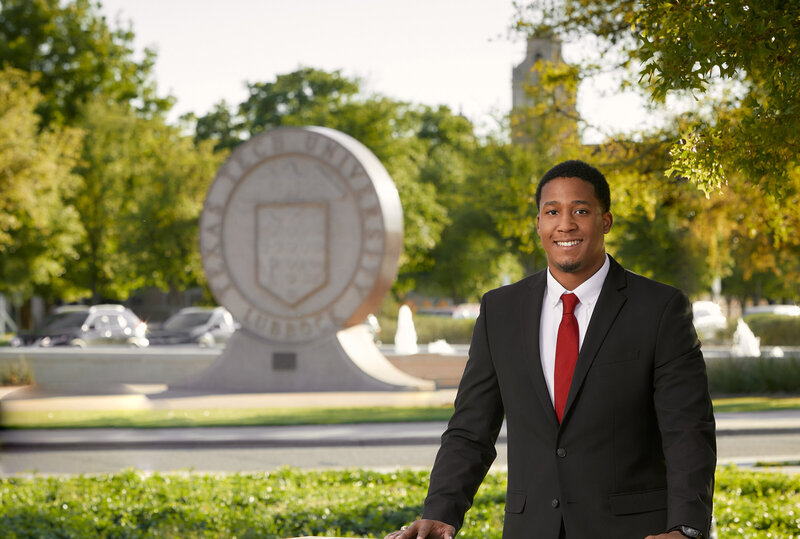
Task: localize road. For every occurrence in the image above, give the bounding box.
[2,428,798,476]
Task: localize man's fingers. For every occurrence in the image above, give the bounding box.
[385,519,454,539]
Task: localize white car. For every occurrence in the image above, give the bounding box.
[692,301,727,337]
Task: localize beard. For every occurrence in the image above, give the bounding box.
[555,260,582,273]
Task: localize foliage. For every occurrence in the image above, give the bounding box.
[2,396,799,430]
[0,358,33,386]
[611,201,709,296]
[193,67,532,301]
[712,397,800,414]
[0,467,797,538]
[743,314,800,346]
[505,54,584,270]
[0,405,455,430]
[514,2,800,306]
[706,356,800,395]
[377,313,477,346]
[4,0,799,313]
[68,99,220,302]
[0,0,219,307]
[0,0,171,126]
[718,167,800,304]
[714,465,800,538]
[0,68,84,301]
[515,0,800,197]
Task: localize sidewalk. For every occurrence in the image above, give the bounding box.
[2,412,800,450]
[2,385,799,450]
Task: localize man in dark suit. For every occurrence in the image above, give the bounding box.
[386,160,716,539]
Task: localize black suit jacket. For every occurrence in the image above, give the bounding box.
[422,257,716,538]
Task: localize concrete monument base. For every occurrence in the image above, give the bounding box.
[171,325,434,393]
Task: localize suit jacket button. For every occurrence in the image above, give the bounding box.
[551,498,560,508]
[557,448,567,458]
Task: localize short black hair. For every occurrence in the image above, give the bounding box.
[535,160,611,212]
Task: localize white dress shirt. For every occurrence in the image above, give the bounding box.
[539,254,611,406]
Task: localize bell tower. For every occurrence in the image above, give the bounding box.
[512,36,566,111]
[511,35,578,145]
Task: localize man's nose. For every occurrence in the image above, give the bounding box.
[557,213,577,231]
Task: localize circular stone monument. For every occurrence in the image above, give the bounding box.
[175,126,433,392]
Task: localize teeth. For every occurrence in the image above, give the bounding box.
[556,240,581,246]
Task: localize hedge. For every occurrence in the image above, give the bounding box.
[706,356,800,395]
[0,466,797,538]
[377,314,476,345]
[743,314,800,346]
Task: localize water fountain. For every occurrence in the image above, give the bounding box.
[394,304,419,355]
[730,318,761,358]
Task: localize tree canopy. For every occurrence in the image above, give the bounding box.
[0,0,171,125]
[515,0,800,196]
[2,0,799,323]
[0,0,218,309]
[0,68,84,300]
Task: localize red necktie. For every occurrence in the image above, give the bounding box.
[554,293,580,423]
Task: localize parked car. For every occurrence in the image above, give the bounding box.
[692,300,727,338]
[417,303,480,320]
[743,304,800,317]
[10,304,149,348]
[146,307,237,347]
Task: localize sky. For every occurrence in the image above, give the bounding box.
[98,0,657,142]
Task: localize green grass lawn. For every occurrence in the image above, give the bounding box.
[0,466,797,538]
[0,405,456,429]
[0,396,798,429]
[711,396,800,413]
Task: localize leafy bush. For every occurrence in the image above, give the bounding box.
[743,314,800,346]
[714,465,800,538]
[0,467,797,538]
[706,356,800,395]
[378,314,476,345]
[1,358,33,386]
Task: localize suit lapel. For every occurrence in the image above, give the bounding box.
[517,271,561,428]
[561,257,628,424]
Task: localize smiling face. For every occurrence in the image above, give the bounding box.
[536,176,613,290]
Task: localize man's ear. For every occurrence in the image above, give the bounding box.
[603,212,613,234]
[536,214,540,234]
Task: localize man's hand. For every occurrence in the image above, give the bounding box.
[644,531,687,539]
[385,519,456,539]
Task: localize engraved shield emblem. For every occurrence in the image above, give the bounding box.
[256,203,328,306]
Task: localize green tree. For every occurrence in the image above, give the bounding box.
[493,55,585,274]
[0,68,84,301]
[124,129,222,295]
[239,67,360,137]
[717,166,800,305]
[515,0,800,196]
[190,100,242,153]
[194,68,453,297]
[0,0,171,126]
[70,99,220,302]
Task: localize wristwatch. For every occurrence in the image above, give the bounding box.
[671,525,704,538]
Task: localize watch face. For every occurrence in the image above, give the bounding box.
[680,525,703,538]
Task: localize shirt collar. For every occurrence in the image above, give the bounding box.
[545,254,610,308]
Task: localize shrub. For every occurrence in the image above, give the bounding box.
[0,467,796,538]
[706,356,800,395]
[714,465,800,538]
[1,358,33,386]
[378,314,476,345]
[743,314,800,346]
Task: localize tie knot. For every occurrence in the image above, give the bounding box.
[561,293,579,315]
